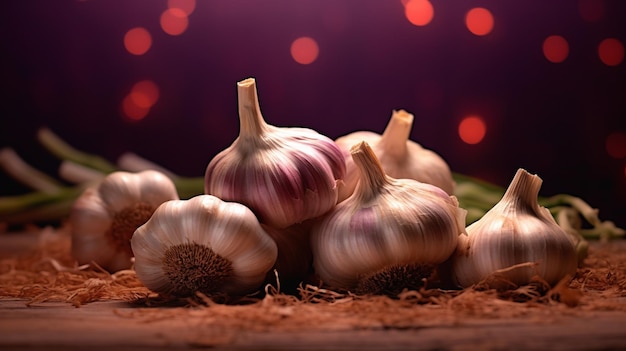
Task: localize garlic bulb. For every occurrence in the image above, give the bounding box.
[311,141,466,295]
[448,168,578,288]
[205,78,345,229]
[70,170,179,272]
[335,109,455,202]
[131,195,278,297]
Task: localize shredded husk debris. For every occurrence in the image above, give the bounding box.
[1,224,625,332]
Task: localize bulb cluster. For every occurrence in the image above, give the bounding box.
[69,78,580,299]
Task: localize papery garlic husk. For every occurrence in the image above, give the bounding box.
[262,221,314,292]
[70,170,179,272]
[131,195,278,297]
[448,168,578,289]
[205,78,346,229]
[310,141,466,296]
[335,109,455,202]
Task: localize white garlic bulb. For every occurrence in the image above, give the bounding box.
[311,141,466,295]
[335,109,455,202]
[131,195,278,297]
[205,78,346,229]
[448,168,578,288]
[70,170,179,272]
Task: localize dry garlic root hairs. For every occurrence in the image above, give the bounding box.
[131,195,278,297]
[448,168,578,289]
[70,170,179,272]
[205,77,346,229]
[311,141,465,296]
[334,109,455,202]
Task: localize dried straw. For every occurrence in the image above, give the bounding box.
[1,224,625,332]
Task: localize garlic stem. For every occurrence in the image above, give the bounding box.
[116,152,204,199]
[350,141,389,201]
[378,110,413,159]
[555,207,589,264]
[579,221,625,241]
[0,198,75,225]
[37,128,117,173]
[0,148,63,194]
[454,181,502,208]
[172,177,204,199]
[59,160,106,184]
[0,186,83,224]
[500,169,543,214]
[117,152,179,179]
[237,78,269,140]
[541,194,600,227]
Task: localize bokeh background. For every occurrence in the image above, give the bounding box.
[1,0,624,228]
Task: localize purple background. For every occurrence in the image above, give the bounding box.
[1,0,624,228]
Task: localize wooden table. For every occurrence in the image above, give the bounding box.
[1,228,625,351]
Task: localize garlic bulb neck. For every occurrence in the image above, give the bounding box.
[162,242,234,297]
[237,78,270,141]
[378,109,412,159]
[500,168,544,217]
[350,141,389,201]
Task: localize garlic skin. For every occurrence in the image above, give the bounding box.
[205,78,346,229]
[70,170,179,272]
[310,141,466,295]
[131,195,278,297]
[449,168,578,288]
[335,109,455,202]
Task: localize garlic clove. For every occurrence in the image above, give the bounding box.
[131,195,278,297]
[448,168,578,289]
[205,78,346,229]
[70,170,179,272]
[311,141,465,295]
[335,109,455,202]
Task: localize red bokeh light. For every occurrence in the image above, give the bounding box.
[543,35,569,63]
[123,27,152,55]
[404,0,434,27]
[465,8,494,36]
[160,8,189,36]
[122,95,150,121]
[459,115,487,145]
[130,80,160,109]
[290,37,319,65]
[598,38,625,66]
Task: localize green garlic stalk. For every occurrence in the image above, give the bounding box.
[0,129,203,226]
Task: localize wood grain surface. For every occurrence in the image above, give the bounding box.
[1,230,625,351]
[1,297,626,350]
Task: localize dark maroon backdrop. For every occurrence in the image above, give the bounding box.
[1,0,624,228]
